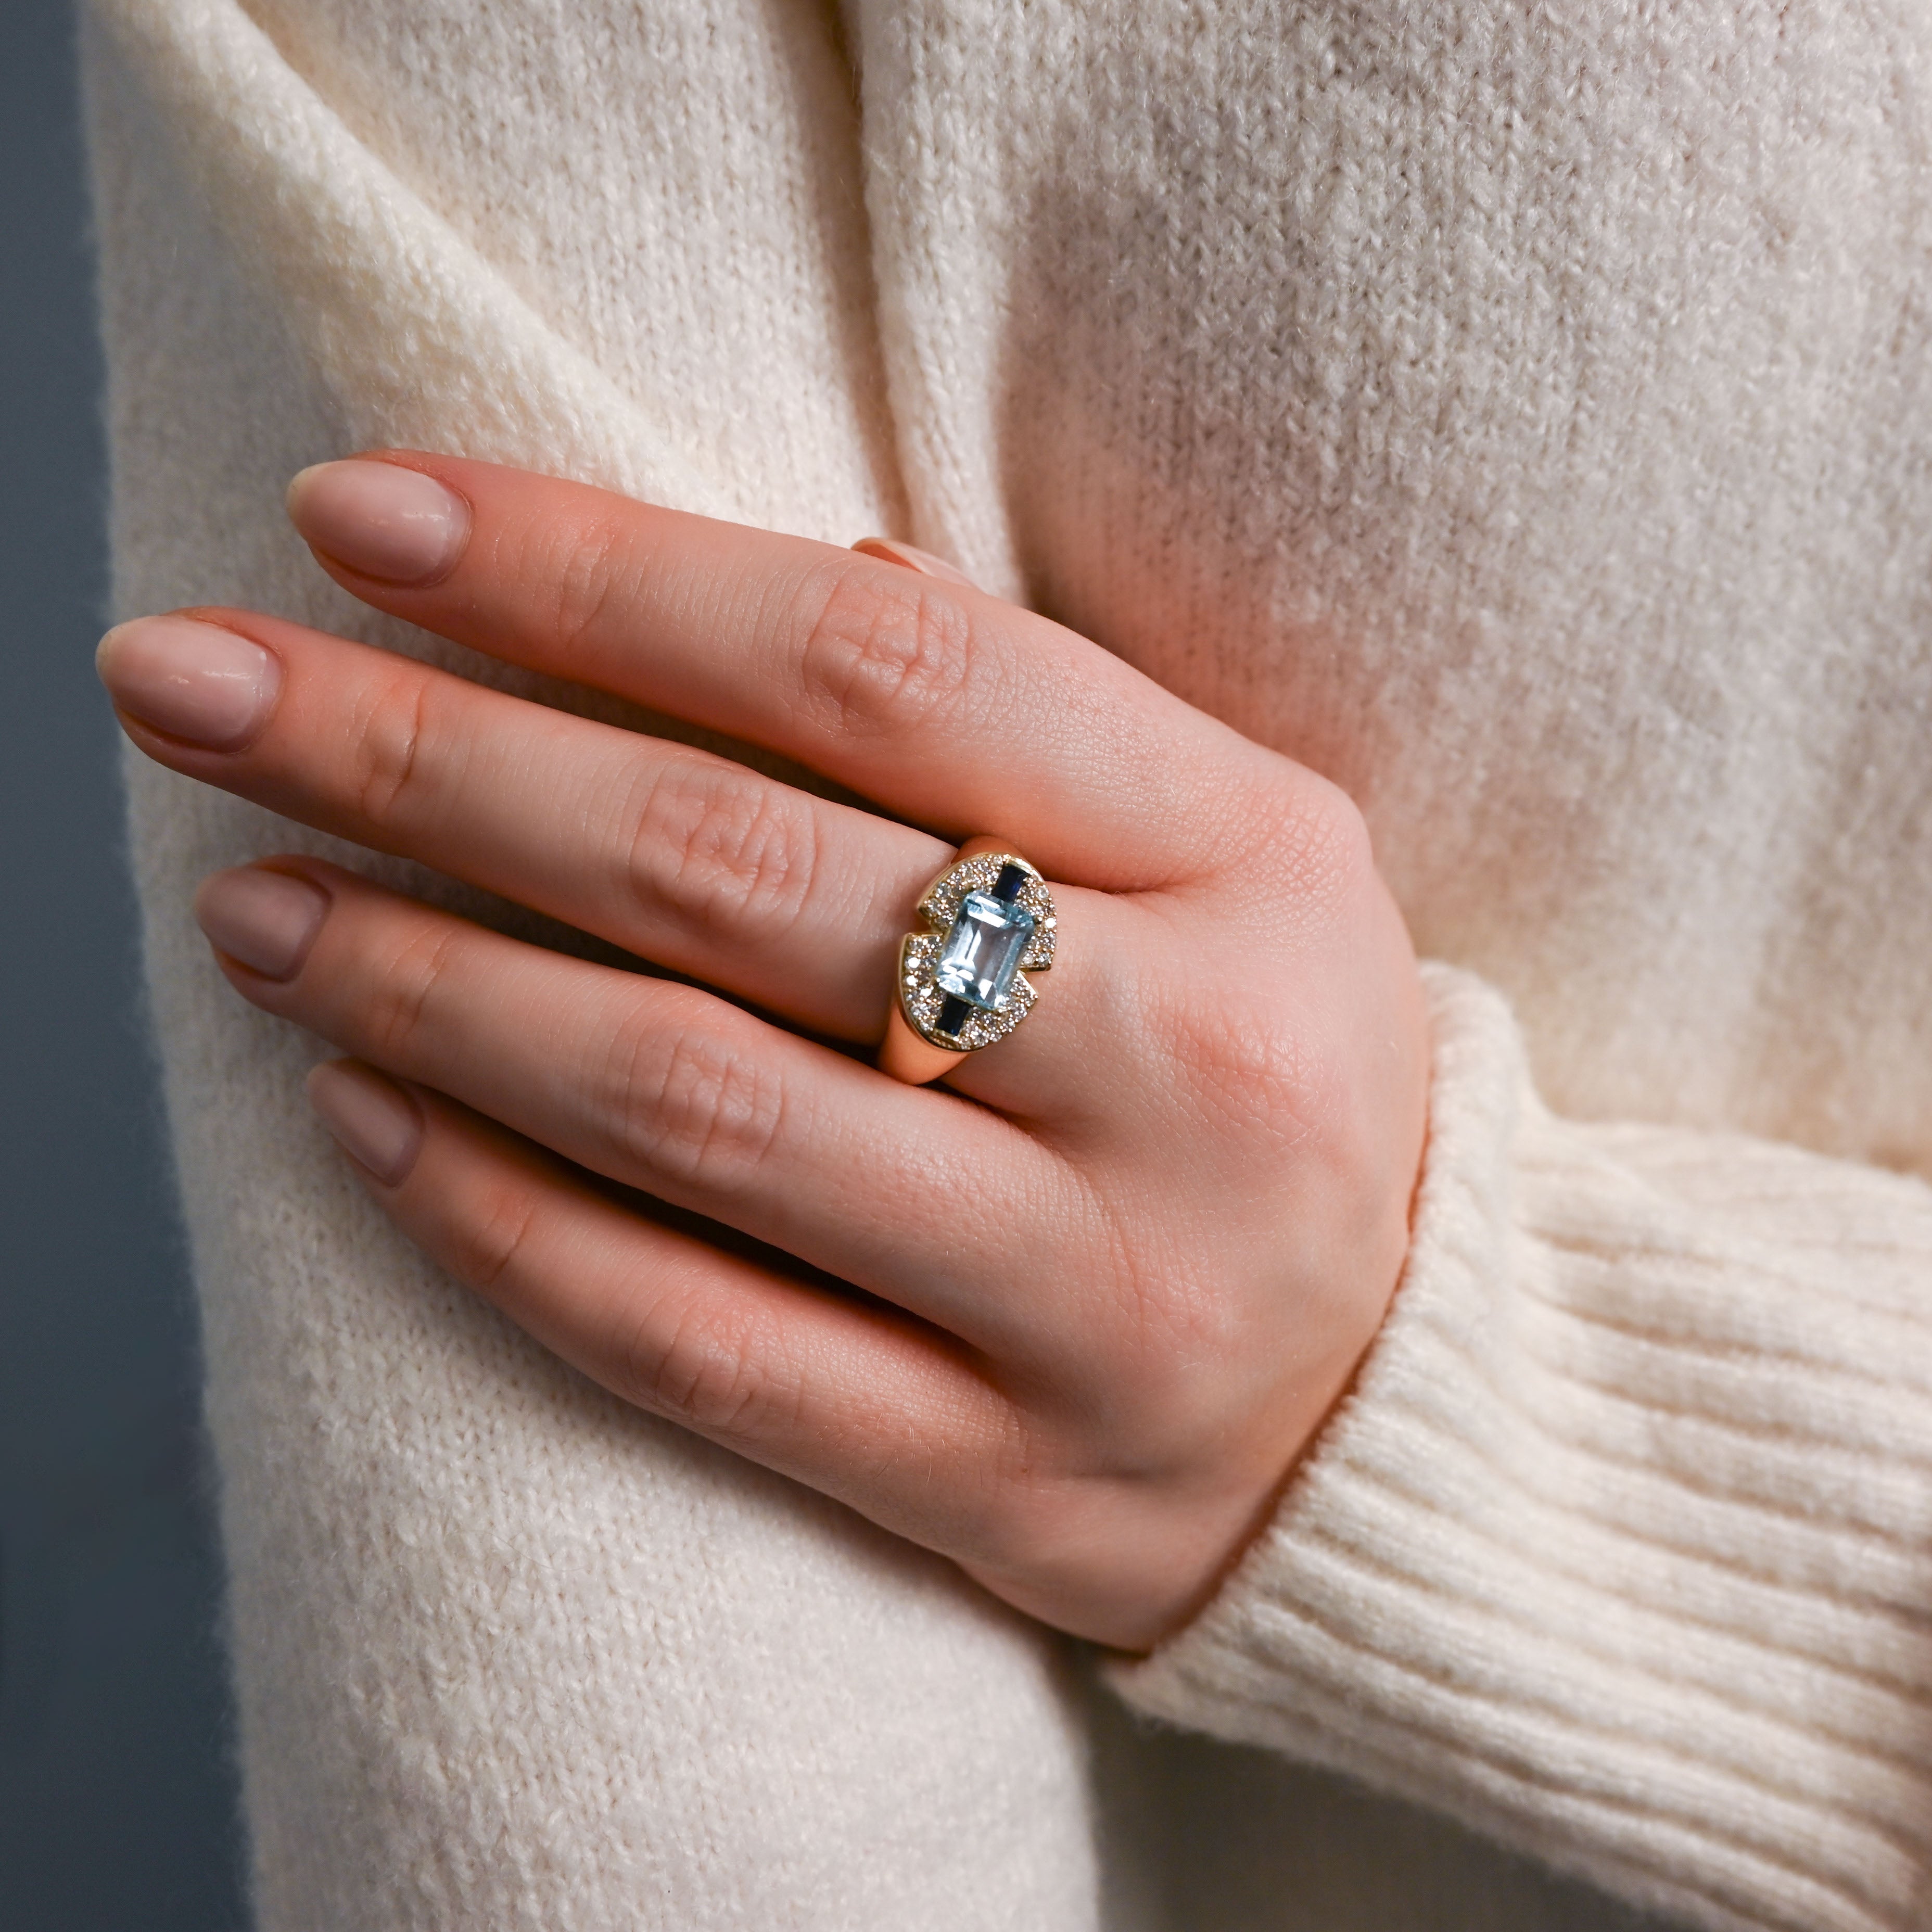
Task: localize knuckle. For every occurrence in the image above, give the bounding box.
[1135,1267,1253,1389]
[447,1179,543,1295]
[611,1013,787,1193]
[349,667,438,830]
[626,762,819,944]
[1164,987,1337,1145]
[1251,773,1376,908]
[794,560,984,743]
[528,507,637,662]
[364,921,467,1062]
[1081,1215,1249,1413]
[625,1298,796,1439]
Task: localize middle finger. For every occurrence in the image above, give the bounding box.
[100,607,951,1040]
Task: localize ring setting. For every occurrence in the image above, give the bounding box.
[880,840,1056,1083]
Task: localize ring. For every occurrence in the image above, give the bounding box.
[878,835,1057,1086]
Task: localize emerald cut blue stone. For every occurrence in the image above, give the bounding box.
[935,889,1036,1011]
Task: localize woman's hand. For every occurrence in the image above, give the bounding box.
[96,454,1429,1651]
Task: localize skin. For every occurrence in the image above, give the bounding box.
[98,453,1430,1653]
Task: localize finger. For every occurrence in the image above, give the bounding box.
[849,536,978,587]
[200,860,1088,1351]
[306,1061,1020,1550]
[284,453,1279,885]
[99,607,951,1040]
[99,608,1142,1107]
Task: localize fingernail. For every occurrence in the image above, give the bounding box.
[194,866,330,980]
[96,616,281,749]
[307,1061,424,1186]
[850,536,977,588]
[286,459,471,585]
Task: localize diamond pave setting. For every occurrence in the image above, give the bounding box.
[898,850,1056,1053]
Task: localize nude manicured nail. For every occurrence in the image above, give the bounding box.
[286,459,471,584]
[850,536,977,588]
[194,867,330,980]
[306,1061,424,1186]
[96,616,281,749]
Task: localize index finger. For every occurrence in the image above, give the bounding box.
[286,453,1271,887]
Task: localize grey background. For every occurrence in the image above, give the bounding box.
[2,3,246,1925]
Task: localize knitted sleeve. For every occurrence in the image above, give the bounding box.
[1111,964,1932,1932]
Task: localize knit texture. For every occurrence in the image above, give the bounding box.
[82,0,1932,1926]
[1118,968,1932,1931]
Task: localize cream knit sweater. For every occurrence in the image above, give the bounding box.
[81,2,1932,1928]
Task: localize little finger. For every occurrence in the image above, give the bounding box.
[308,1062,1023,1552]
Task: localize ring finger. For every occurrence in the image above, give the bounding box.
[197,857,1091,1351]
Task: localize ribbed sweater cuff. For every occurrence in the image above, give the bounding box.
[1108,964,1932,1932]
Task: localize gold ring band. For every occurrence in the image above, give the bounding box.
[878,835,1057,1086]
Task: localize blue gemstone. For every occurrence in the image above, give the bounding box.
[935,890,1036,1011]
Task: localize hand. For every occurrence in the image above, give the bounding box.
[96,455,1430,1651]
